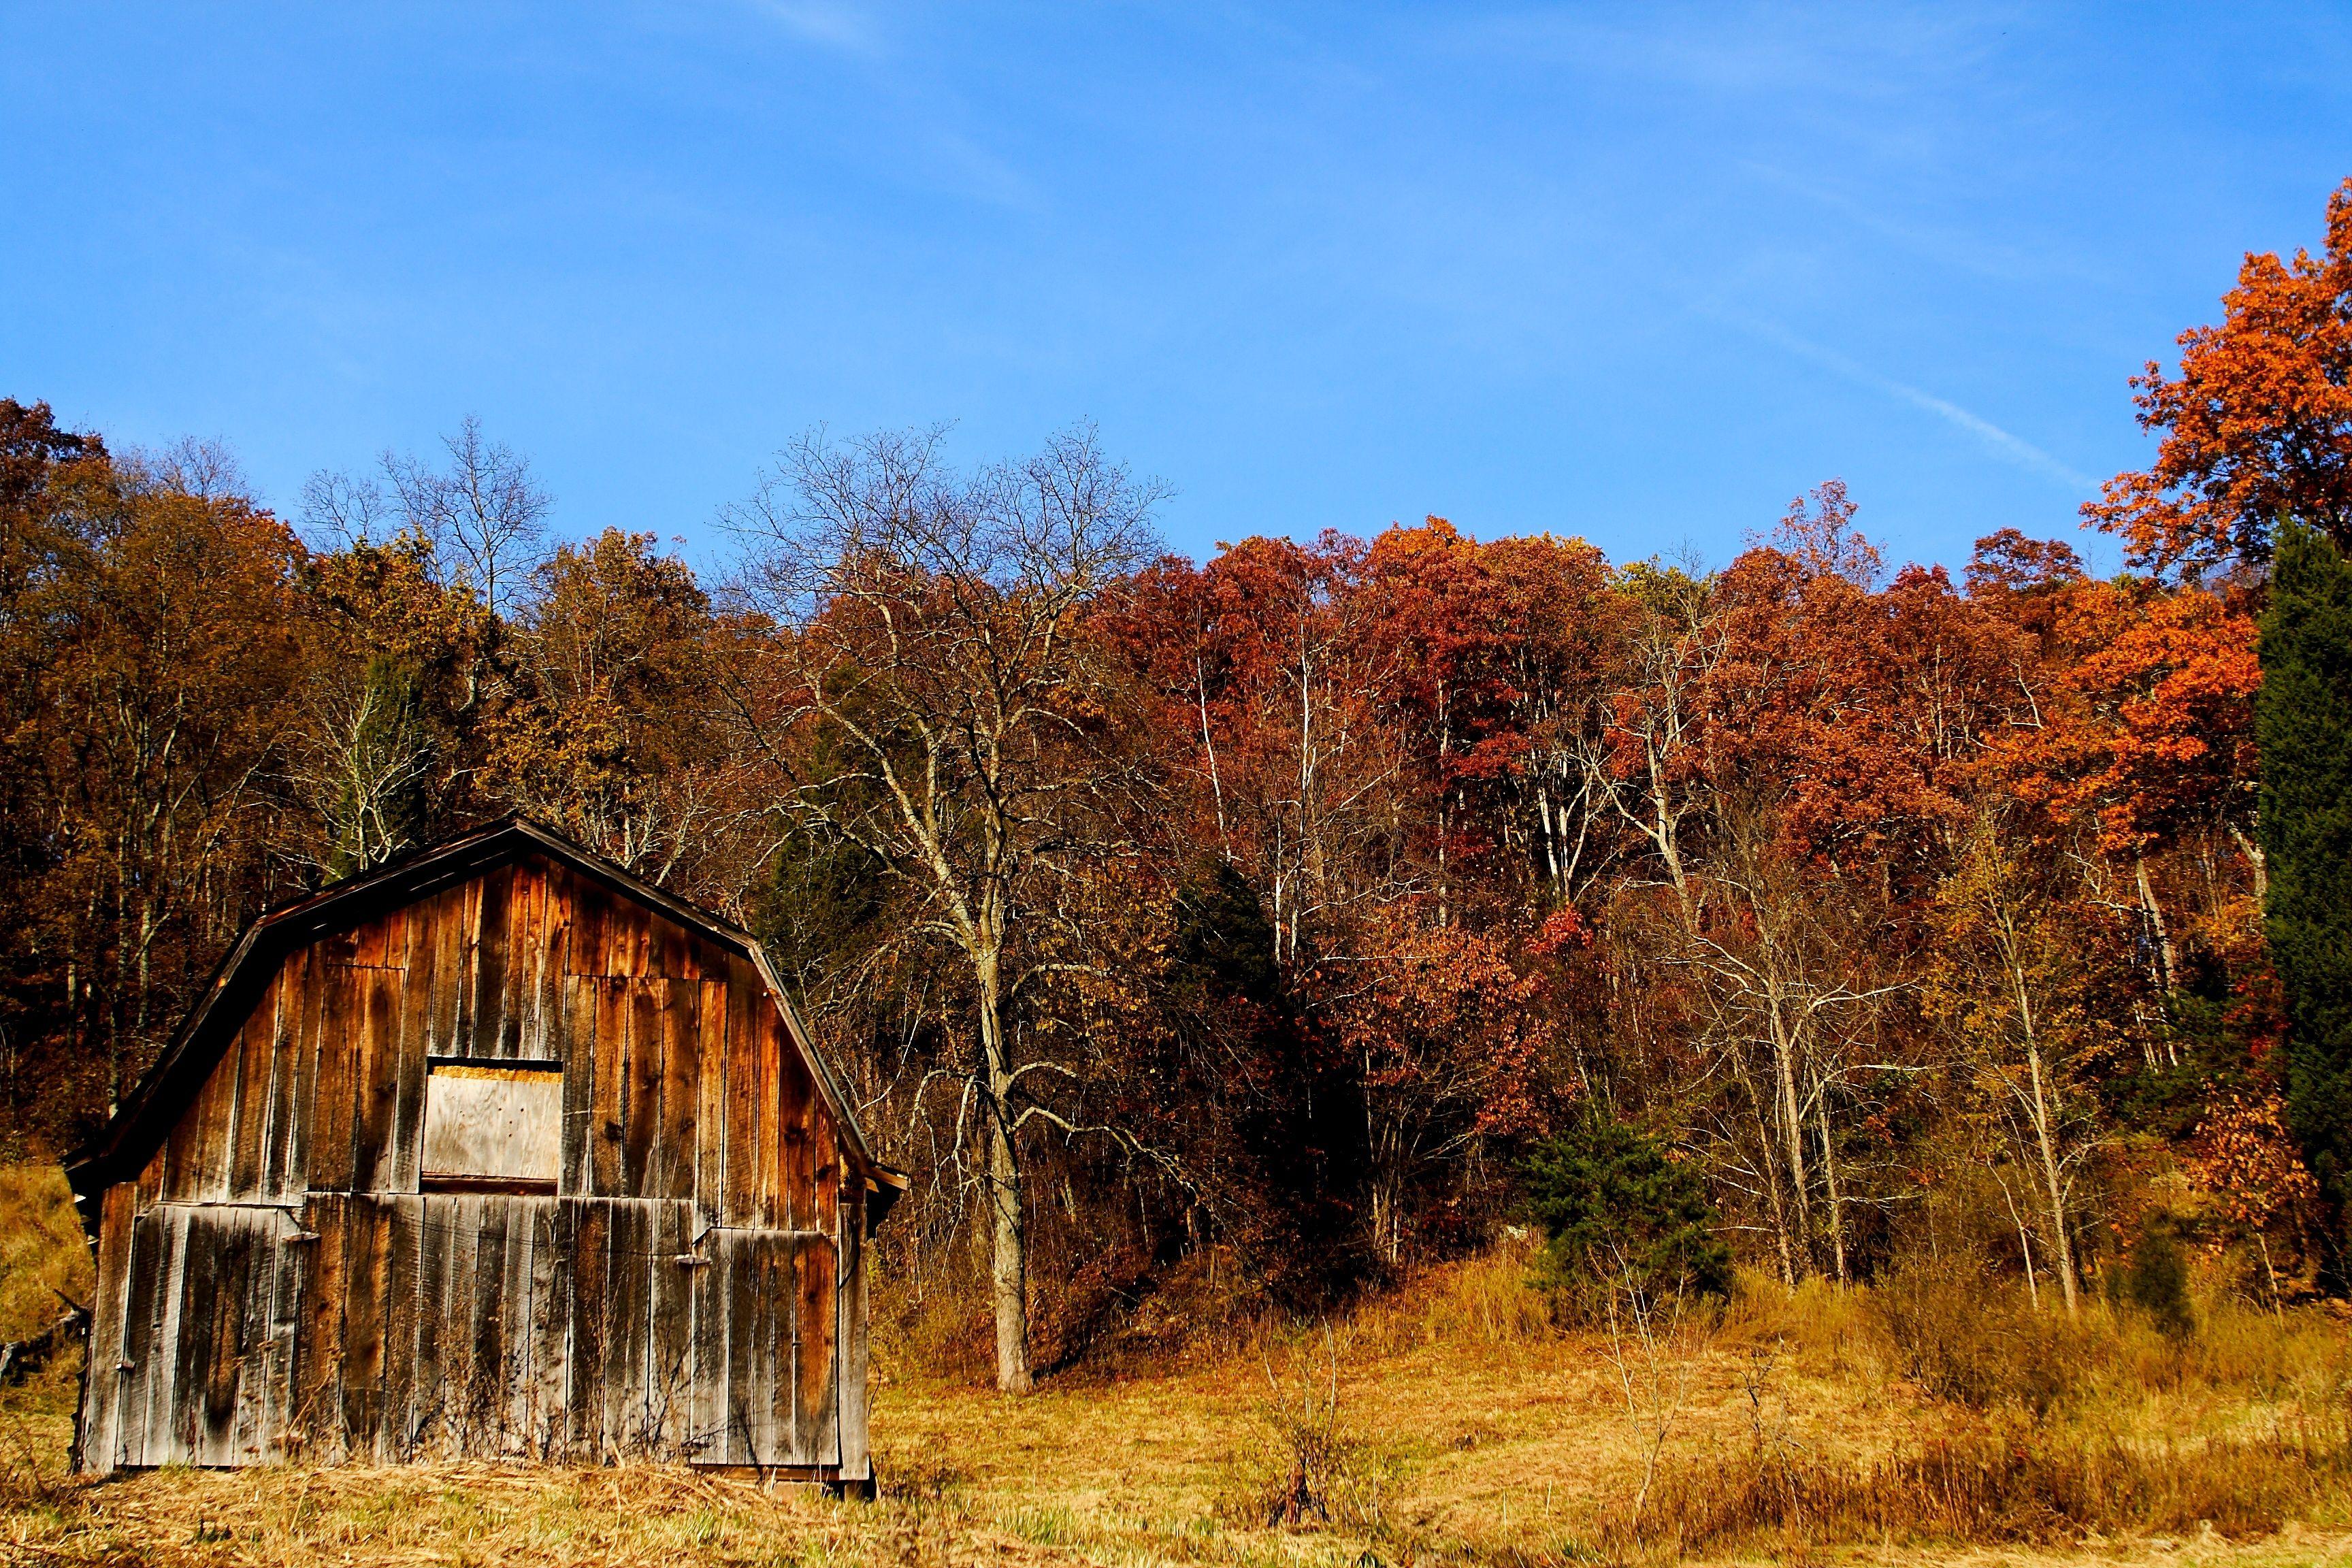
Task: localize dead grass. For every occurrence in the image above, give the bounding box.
[1622,1416,2352,1560]
[0,1160,94,1418]
[10,1174,2352,1567]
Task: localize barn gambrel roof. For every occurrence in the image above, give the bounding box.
[67,817,896,1220]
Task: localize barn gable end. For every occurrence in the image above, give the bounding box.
[68,819,896,1484]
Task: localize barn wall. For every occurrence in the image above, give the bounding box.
[80,851,855,1474]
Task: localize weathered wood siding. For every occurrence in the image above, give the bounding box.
[79,851,855,1473]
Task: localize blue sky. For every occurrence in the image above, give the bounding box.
[3,4,2348,573]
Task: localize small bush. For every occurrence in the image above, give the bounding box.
[1522,1114,1731,1313]
[2114,1218,2197,1337]
[1223,1333,1392,1531]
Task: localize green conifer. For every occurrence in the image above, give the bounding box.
[2259,521,2352,1261]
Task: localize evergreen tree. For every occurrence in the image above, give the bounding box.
[1522,1112,1733,1307]
[2259,521,2352,1262]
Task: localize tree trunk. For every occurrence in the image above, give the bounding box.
[976,949,1033,1394]
[2134,851,2178,999]
[1815,1093,1847,1284]
[984,1098,1031,1393]
[2023,1036,2080,1316]
[1998,1172,2040,1309]
[1767,990,1812,1272]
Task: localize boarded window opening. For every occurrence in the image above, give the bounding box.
[421,1058,562,1193]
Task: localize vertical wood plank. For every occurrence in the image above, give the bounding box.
[565,870,608,981]
[348,909,394,969]
[451,875,482,1053]
[837,1188,870,1482]
[261,953,309,1201]
[380,1196,421,1458]
[559,976,597,1195]
[512,862,550,1057]
[261,1205,306,1462]
[468,1198,510,1454]
[390,914,436,1194]
[193,1212,262,1465]
[760,1237,794,1463]
[602,1200,651,1454]
[564,1200,608,1459]
[693,979,729,1229]
[604,879,636,977]
[115,1207,169,1470]
[523,1200,567,1459]
[426,882,467,1058]
[722,973,759,1229]
[590,979,627,1196]
[778,1036,811,1232]
[294,1195,348,1462]
[442,1196,487,1455]
[475,865,514,1058]
[647,1201,693,1453]
[811,1110,840,1239]
[689,1220,725,1462]
[756,998,783,1230]
[796,1237,839,1465]
[339,1196,389,1459]
[159,1039,227,1203]
[623,981,662,1194]
[500,1198,538,1454]
[282,946,326,1195]
[167,1212,218,1463]
[350,962,406,1193]
[411,1194,454,1457]
[308,968,358,1195]
[656,982,699,1200]
[77,1185,138,1475]
[123,1203,184,1476]
[225,991,274,1201]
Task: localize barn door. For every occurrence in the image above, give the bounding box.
[688,1230,838,1468]
[114,1203,304,1469]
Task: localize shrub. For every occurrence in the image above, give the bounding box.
[2116,1219,2198,1337]
[1869,1267,2086,1415]
[1222,1332,1392,1530]
[1522,1113,1732,1311]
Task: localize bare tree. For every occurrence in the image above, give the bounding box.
[301,416,551,617]
[295,655,436,878]
[385,417,551,615]
[724,423,1163,1393]
[1928,823,2108,1315]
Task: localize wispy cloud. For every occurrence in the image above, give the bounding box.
[751,0,881,57]
[1730,314,2097,492]
[734,1,1039,210]
[1738,162,2089,287]
[1423,5,2002,97]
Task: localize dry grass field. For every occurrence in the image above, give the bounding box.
[9,1162,2352,1567]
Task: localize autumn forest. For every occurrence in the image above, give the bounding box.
[7,176,2352,1407]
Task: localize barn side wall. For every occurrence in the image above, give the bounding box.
[78,851,860,1474]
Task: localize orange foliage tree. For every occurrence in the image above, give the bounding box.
[2085,177,2352,577]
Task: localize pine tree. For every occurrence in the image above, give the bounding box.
[2259,521,2352,1262]
[1522,1112,1733,1307]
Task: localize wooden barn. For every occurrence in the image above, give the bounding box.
[65,818,902,1486]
